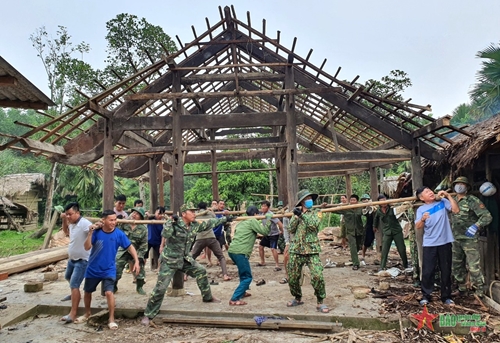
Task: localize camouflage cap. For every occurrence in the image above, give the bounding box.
[131,207,145,219]
[452,176,471,187]
[277,200,284,208]
[360,194,371,200]
[180,204,197,213]
[296,189,318,207]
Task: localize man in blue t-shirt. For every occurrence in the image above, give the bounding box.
[415,187,459,306]
[147,206,165,271]
[78,210,140,330]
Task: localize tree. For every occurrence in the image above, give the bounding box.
[364,70,412,101]
[470,42,500,117]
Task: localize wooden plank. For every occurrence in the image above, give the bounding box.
[184,150,275,163]
[412,115,451,138]
[0,75,17,86]
[124,87,342,101]
[86,100,113,119]
[0,100,49,110]
[115,112,292,131]
[214,128,273,136]
[0,247,68,275]
[181,72,285,84]
[298,150,411,164]
[19,138,66,155]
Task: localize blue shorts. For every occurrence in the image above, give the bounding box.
[65,259,88,289]
[259,235,279,249]
[83,277,115,293]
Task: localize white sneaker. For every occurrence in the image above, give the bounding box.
[360,260,366,267]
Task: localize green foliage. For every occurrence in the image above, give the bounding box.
[0,230,44,257]
[364,70,412,101]
[470,42,500,117]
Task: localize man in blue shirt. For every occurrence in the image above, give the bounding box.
[415,187,459,306]
[147,206,165,271]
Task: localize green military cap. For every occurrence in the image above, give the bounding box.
[179,204,197,213]
[277,200,284,208]
[131,207,145,219]
[361,194,371,200]
[452,176,471,187]
[296,189,318,207]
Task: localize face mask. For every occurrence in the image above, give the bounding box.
[304,199,314,209]
[454,184,467,194]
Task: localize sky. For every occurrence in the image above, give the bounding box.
[1,0,499,117]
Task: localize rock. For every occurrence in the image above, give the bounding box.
[379,281,390,290]
[44,271,59,281]
[24,282,43,292]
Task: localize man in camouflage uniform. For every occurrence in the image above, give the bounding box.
[115,207,149,295]
[287,189,329,313]
[337,195,365,270]
[407,208,421,286]
[141,204,233,325]
[451,176,492,297]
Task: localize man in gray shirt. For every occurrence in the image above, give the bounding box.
[257,200,283,271]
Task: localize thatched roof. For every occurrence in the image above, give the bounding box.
[0,173,45,198]
[446,113,500,170]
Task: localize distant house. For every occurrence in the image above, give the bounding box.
[0,173,45,231]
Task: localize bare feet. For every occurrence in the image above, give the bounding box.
[141,316,150,326]
[223,275,232,281]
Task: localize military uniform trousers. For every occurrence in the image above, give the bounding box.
[452,238,484,293]
[380,231,408,270]
[348,234,364,267]
[144,258,212,319]
[409,226,420,281]
[116,251,145,281]
[287,253,326,303]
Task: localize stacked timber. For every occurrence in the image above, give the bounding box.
[0,246,68,276]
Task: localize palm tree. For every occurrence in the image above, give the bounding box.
[470,42,500,117]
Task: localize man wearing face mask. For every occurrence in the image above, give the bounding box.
[287,189,329,313]
[451,177,492,298]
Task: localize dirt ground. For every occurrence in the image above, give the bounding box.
[1,241,499,342]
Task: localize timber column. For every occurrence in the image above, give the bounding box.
[211,129,219,200]
[149,158,158,212]
[369,166,382,257]
[170,69,185,296]
[285,54,298,208]
[410,139,424,280]
[103,118,115,210]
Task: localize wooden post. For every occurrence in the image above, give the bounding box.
[149,158,158,212]
[211,149,219,200]
[345,174,352,198]
[411,139,424,280]
[103,118,115,210]
[284,55,298,208]
[158,162,165,207]
[369,165,378,199]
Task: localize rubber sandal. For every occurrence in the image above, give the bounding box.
[74,315,89,324]
[210,280,219,285]
[256,279,266,286]
[287,299,304,307]
[229,300,247,306]
[243,292,252,297]
[60,295,71,302]
[352,265,359,270]
[256,263,266,267]
[60,315,73,324]
[279,278,288,284]
[274,267,282,272]
[317,304,330,313]
[108,322,118,330]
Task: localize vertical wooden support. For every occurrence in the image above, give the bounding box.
[158,162,165,207]
[102,118,115,210]
[345,174,352,198]
[410,139,424,280]
[369,165,378,199]
[170,70,185,294]
[211,150,219,200]
[284,55,298,207]
[149,158,158,212]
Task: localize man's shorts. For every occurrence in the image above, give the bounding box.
[65,259,88,289]
[83,277,115,293]
[259,235,279,249]
[216,234,226,247]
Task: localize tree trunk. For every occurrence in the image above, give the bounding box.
[29,162,58,239]
[268,158,274,207]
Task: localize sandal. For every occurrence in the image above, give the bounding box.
[352,265,359,270]
[279,278,288,284]
[108,322,118,330]
[223,275,232,281]
[287,299,304,307]
[74,315,89,324]
[243,292,252,297]
[256,263,266,267]
[60,315,73,324]
[317,304,330,313]
[256,279,266,286]
[274,267,282,272]
[229,300,247,306]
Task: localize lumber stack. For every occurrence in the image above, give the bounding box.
[0,246,68,276]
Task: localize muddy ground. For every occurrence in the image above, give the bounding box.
[1,241,499,342]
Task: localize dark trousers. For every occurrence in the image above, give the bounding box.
[421,242,452,302]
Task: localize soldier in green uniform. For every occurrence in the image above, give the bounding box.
[287,189,329,313]
[141,204,233,326]
[115,207,148,295]
[337,195,365,270]
[451,176,492,297]
[373,195,409,271]
[407,208,421,287]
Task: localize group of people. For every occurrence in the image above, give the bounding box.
[59,175,496,329]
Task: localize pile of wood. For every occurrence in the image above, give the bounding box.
[0,246,68,276]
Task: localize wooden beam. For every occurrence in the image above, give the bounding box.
[115,112,296,131]
[0,75,17,86]
[149,158,158,211]
[285,54,298,208]
[102,119,115,210]
[412,115,451,138]
[86,100,113,119]
[298,160,393,173]
[181,72,285,84]
[184,149,275,163]
[19,138,66,155]
[124,86,342,101]
[298,170,366,178]
[0,100,49,110]
[298,150,411,164]
[214,128,273,136]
